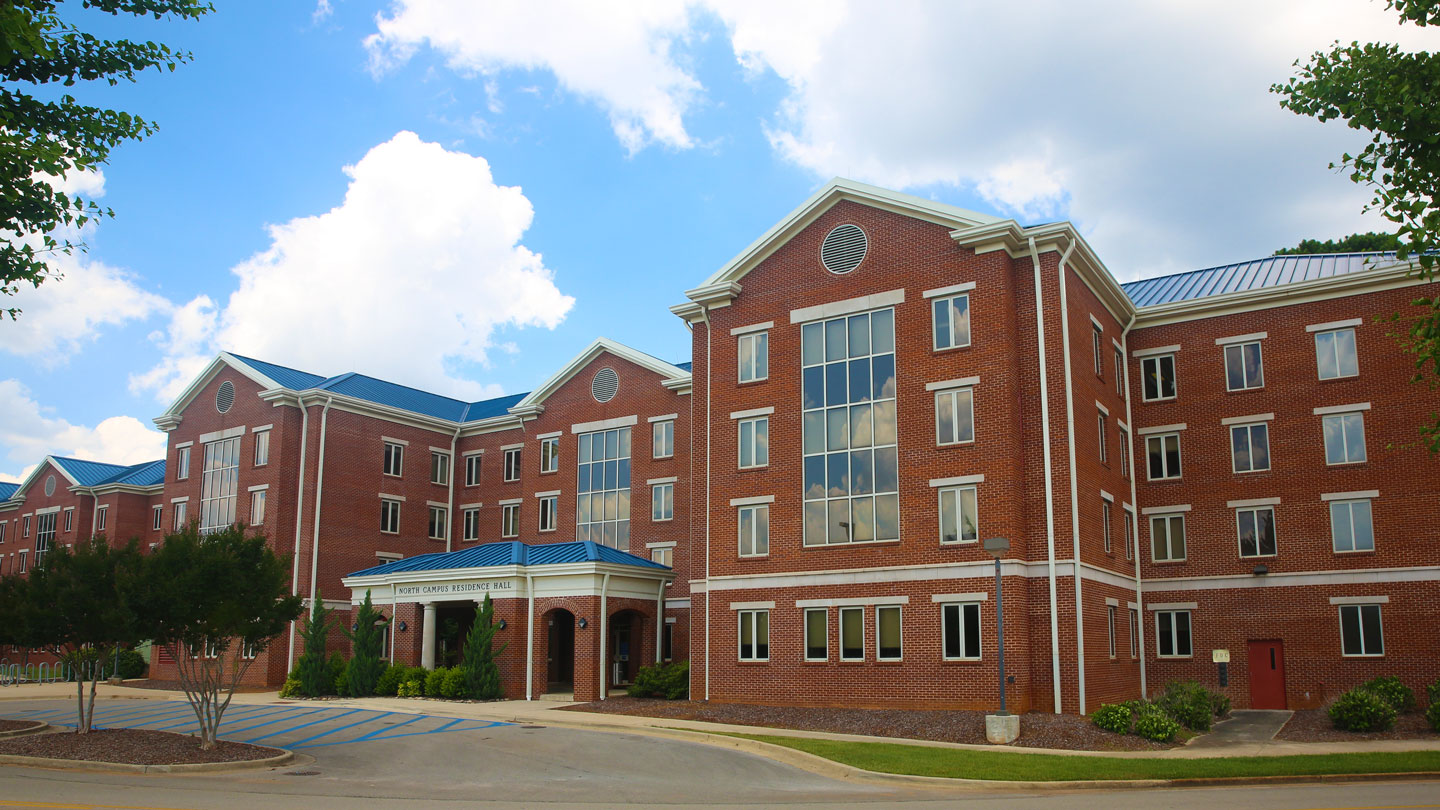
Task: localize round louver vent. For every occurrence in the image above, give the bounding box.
[820,223,868,274]
[592,367,619,403]
[45,475,55,497]
[216,380,236,414]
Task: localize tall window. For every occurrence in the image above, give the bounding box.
[463,507,480,541]
[503,447,522,481]
[176,445,191,480]
[249,490,266,526]
[465,454,483,486]
[34,512,55,568]
[1156,610,1192,657]
[1146,433,1182,480]
[23,515,30,536]
[538,495,557,532]
[199,436,241,534]
[1330,499,1374,552]
[1339,603,1383,656]
[932,293,970,350]
[1092,327,1104,376]
[254,431,270,466]
[17,550,27,574]
[942,602,981,660]
[1097,411,1108,464]
[1102,500,1113,553]
[63,509,72,533]
[96,506,107,532]
[1107,605,1117,658]
[935,387,975,446]
[380,499,400,534]
[1316,328,1359,380]
[152,505,163,531]
[576,427,630,548]
[738,332,769,383]
[172,501,185,531]
[876,605,902,661]
[1151,514,1186,562]
[431,451,450,485]
[1224,341,1264,391]
[1114,348,1125,396]
[738,417,769,468]
[1119,427,1130,479]
[839,606,864,661]
[738,610,768,661]
[1129,608,1139,658]
[652,483,673,521]
[1231,423,1271,473]
[738,503,769,557]
[501,503,519,538]
[383,442,403,477]
[1323,413,1367,465]
[804,608,828,661]
[1140,354,1176,401]
[802,308,898,546]
[1124,510,1135,560]
[540,437,560,474]
[428,506,447,540]
[1236,506,1276,558]
[938,485,978,544]
[652,420,674,459]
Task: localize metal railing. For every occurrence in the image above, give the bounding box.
[0,656,117,686]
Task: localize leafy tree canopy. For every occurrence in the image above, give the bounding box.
[0,0,211,319]
[1275,231,1403,255]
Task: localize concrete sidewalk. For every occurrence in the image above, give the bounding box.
[4,681,1437,760]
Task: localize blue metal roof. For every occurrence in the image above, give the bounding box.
[462,392,528,422]
[105,460,166,488]
[227,353,328,391]
[1122,252,1395,308]
[673,361,692,372]
[348,540,670,578]
[0,483,17,502]
[50,457,135,487]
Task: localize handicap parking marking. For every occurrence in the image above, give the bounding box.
[220,706,329,736]
[243,708,364,744]
[282,711,396,748]
[347,713,423,742]
[298,717,512,749]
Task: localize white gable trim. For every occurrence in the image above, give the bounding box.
[154,352,283,430]
[507,338,689,414]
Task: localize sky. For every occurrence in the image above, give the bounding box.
[1,0,1433,483]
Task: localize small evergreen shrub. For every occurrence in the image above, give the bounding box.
[1091,702,1134,734]
[1210,690,1231,719]
[279,678,303,698]
[1427,677,1440,708]
[296,601,334,697]
[1156,681,1218,732]
[626,661,690,699]
[1133,705,1181,742]
[441,667,468,699]
[375,663,406,697]
[115,648,147,679]
[1426,700,1440,732]
[1361,676,1415,713]
[1329,687,1397,731]
[333,658,351,696]
[344,591,389,697]
[460,594,506,700]
[398,680,421,697]
[424,667,449,697]
[325,653,347,696]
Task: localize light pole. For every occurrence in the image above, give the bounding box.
[982,536,1011,716]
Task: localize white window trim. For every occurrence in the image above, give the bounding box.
[730,406,774,420]
[1314,402,1371,416]
[922,281,976,299]
[1235,505,1277,559]
[1139,353,1179,402]
[1221,412,1275,426]
[838,606,865,661]
[934,387,975,447]
[930,292,972,351]
[647,413,679,423]
[1321,489,1380,502]
[737,330,770,383]
[875,604,903,662]
[1133,344,1180,358]
[804,607,829,661]
[928,474,984,488]
[737,503,769,558]
[1155,609,1193,658]
[925,376,980,392]
[1229,422,1272,474]
[1338,603,1385,658]
[537,495,558,533]
[737,416,768,469]
[789,288,905,324]
[1149,513,1187,563]
[730,321,774,336]
[1215,331,1268,346]
[1137,423,1187,435]
[940,601,983,661]
[1307,318,1363,332]
[651,483,674,522]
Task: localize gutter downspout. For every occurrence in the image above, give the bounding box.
[390,583,398,662]
[598,571,611,701]
[1120,313,1147,698]
[655,579,665,663]
[524,572,535,701]
[446,425,460,553]
[307,396,334,610]
[1030,237,1064,714]
[697,304,712,702]
[1055,237,1087,715]
[286,400,312,672]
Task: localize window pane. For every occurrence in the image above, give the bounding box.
[1148,437,1164,478]
[943,604,961,658]
[936,392,954,444]
[870,308,894,353]
[934,298,951,349]
[1316,331,1338,379]
[1172,517,1186,559]
[840,608,863,659]
[1164,435,1181,477]
[850,496,874,541]
[1143,359,1160,400]
[804,411,825,455]
[1159,355,1176,398]
[1336,329,1358,376]
[962,604,981,659]
[802,322,823,366]
[754,506,769,554]
[872,400,897,446]
[959,487,978,542]
[850,449,874,495]
[1225,344,1245,390]
[1360,605,1383,655]
[849,404,873,448]
[825,319,847,362]
[871,354,896,400]
[848,358,871,403]
[848,313,870,357]
[1343,414,1366,462]
[940,489,958,543]
[1238,510,1257,556]
[804,502,827,545]
[826,453,849,497]
[805,610,827,659]
[878,607,901,659]
[739,421,754,467]
[874,493,900,541]
[804,455,826,500]
[739,507,753,555]
[803,366,824,410]
[755,611,769,658]
[951,296,970,346]
[1330,502,1353,551]
[1158,614,1174,656]
[1250,424,1269,470]
[1324,416,1346,464]
[874,446,898,493]
[1232,426,1250,472]
[1152,518,1168,560]
[1351,500,1374,551]
[955,389,974,442]
[755,333,768,379]
[740,613,753,659]
[1258,509,1276,556]
[1244,343,1263,387]
[1340,606,1362,655]
[825,362,847,406]
[827,499,851,543]
[1175,613,1191,656]
[826,407,849,451]
[755,419,768,466]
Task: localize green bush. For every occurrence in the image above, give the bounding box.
[1361,676,1416,713]
[1133,705,1181,742]
[1091,703,1134,734]
[626,661,689,699]
[115,648,147,679]
[1427,677,1440,709]
[279,678,303,698]
[375,663,406,697]
[325,653,347,696]
[397,680,421,697]
[424,667,449,697]
[1210,690,1232,719]
[296,602,334,697]
[1329,687,1398,731]
[441,667,468,699]
[1426,700,1440,732]
[1156,681,1219,732]
[333,657,350,696]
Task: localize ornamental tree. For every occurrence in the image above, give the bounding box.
[461,593,506,700]
[342,590,387,697]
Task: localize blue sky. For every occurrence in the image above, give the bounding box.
[1,0,1428,481]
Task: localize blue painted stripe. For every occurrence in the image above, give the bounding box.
[89,703,196,723]
[288,711,394,748]
[356,720,510,744]
[150,704,292,732]
[220,707,326,735]
[348,713,424,742]
[245,708,361,743]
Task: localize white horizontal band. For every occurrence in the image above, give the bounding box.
[1095,400,1110,416]
[1137,423,1186,435]
[1101,489,1115,503]
[1307,318,1363,333]
[1148,602,1197,611]
[1221,412,1275,425]
[647,413,679,423]
[1227,497,1280,508]
[647,476,678,485]
[1142,504,1191,515]
[1132,345,1179,358]
[534,490,560,498]
[922,282,975,299]
[1329,595,1388,605]
[789,289,904,324]
[730,321,774,336]
[1215,331,1267,346]
[730,601,774,611]
[534,431,562,440]
[730,407,774,420]
[570,415,638,434]
[729,495,775,506]
[1314,403,1371,415]
[379,493,405,502]
[931,592,988,603]
[498,498,523,506]
[1321,490,1379,502]
[796,596,910,608]
[929,474,984,488]
[926,376,979,391]
[251,424,273,433]
[199,425,246,444]
[381,436,409,446]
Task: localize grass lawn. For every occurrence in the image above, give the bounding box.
[723,733,1440,782]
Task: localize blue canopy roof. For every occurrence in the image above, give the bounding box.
[50,457,166,489]
[0,483,17,502]
[348,540,670,578]
[1121,252,1394,308]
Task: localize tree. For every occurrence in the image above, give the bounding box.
[295,596,333,698]
[0,0,211,319]
[1272,0,1440,452]
[461,593,506,700]
[135,524,301,750]
[342,590,387,697]
[1274,232,1403,255]
[16,537,145,733]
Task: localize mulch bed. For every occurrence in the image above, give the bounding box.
[563,697,1173,751]
[0,728,282,765]
[0,719,43,733]
[1275,709,1438,743]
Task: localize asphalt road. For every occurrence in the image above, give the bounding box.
[1,699,1437,809]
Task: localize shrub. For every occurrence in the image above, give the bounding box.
[1329,687,1397,731]
[333,657,350,696]
[279,678,303,698]
[375,663,406,697]
[344,592,389,697]
[1427,700,1440,732]
[295,601,334,697]
[460,594,506,700]
[115,648,147,679]
[325,653,347,696]
[1427,677,1440,709]
[441,667,468,699]
[397,680,421,697]
[424,667,449,697]
[1133,705,1181,742]
[1156,681,1217,732]
[1361,676,1416,713]
[1210,690,1231,719]
[627,661,689,699]
[1091,702,1134,734]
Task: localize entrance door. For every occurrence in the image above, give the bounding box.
[1247,640,1287,709]
[611,615,637,686]
[546,610,574,692]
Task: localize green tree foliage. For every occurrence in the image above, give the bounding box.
[343,590,388,697]
[0,1,211,318]
[295,597,334,698]
[9,537,144,733]
[135,524,301,749]
[461,594,506,700]
[1275,232,1403,255]
[1272,0,1440,451]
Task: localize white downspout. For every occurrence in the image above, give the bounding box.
[286,400,311,672]
[524,572,535,701]
[307,396,334,609]
[1030,238,1065,714]
[390,583,398,662]
[1055,238,1087,715]
[655,579,665,663]
[1120,313,1147,698]
[446,425,460,553]
[698,304,713,702]
[598,571,611,701]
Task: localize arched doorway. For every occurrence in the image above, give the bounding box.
[609,609,647,688]
[546,609,575,694]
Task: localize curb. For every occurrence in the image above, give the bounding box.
[0,747,295,774]
[0,721,49,739]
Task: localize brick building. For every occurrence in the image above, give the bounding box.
[3,178,1436,713]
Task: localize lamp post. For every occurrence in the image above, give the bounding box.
[982,537,1012,725]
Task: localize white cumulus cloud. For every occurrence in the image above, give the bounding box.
[133,131,574,403]
[0,379,167,482]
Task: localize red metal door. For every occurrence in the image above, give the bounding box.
[1247,640,1287,709]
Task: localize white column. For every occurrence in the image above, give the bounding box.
[655,580,665,663]
[525,574,535,701]
[421,602,437,670]
[598,573,610,701]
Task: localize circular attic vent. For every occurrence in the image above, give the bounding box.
[592,367,619,403]
[820,223,868,274]
[45,475,55,497]
[216,380,236,414]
